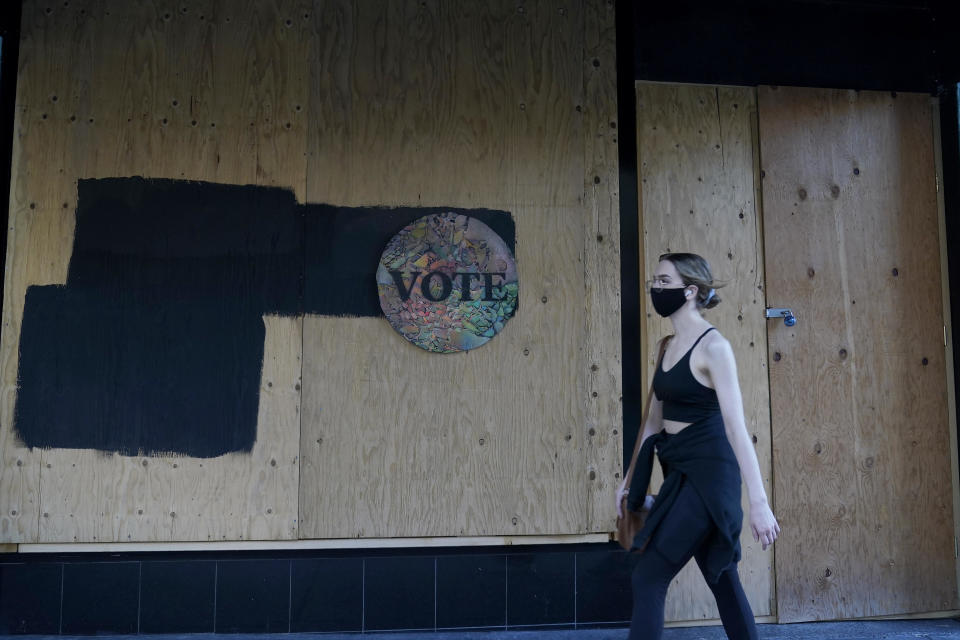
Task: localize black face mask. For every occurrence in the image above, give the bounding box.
[650,287,688,317]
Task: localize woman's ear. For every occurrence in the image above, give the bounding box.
[685,284,698,299]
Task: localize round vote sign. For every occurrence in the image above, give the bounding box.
[376,213,518,353]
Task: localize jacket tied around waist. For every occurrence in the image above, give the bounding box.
[626,414,743,584]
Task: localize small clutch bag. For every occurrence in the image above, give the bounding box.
[615,494,651,551]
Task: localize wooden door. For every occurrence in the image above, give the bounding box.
[636,81,775,624]
[759,86,958,621]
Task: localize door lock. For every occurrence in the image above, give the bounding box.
[765,307,797,326]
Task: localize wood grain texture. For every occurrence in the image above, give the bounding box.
[305,0,582,210]
[3,0,305,542]
[635,82,774,621]
[300,315,583,538]
[299,0,621,538]
[759,86,956,621]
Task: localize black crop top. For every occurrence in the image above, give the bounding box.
[652,327,721,422]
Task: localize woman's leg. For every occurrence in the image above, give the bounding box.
[628,546,682,640]
[693,545,759,640]
[629,480,712,640]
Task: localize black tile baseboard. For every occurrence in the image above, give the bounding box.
[139,560,216,633]
[0,545,633,635]
[61,561,139,634]
[291,557,363,632]
[577,549,634,624]
[215,559,290,633]
[364,556,435,631]
[0,563,61,634]
[507,553,576,626]
[437,554,507,628]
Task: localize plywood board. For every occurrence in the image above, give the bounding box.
[759,86,957,620]
[1,0,623,544]
[582,0,624,534]
[636,82,775,621]
[2,0,306,542]
[299,0,621,538]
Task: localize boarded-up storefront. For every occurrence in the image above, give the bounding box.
[0,0,957,633]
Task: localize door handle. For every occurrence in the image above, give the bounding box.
[765,307,797,326]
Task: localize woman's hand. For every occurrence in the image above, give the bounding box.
[750,501,781,551]
[616,480,655,518]
[616,478,629,518]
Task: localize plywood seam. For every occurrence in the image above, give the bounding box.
[296,206,306,540]
[298,7,313,541]
[35,450,42,543]
[582,0,622,534]
[714,87,725,171]
[635,83,648,394]
[749,88,778,620]
[581,0,591,534]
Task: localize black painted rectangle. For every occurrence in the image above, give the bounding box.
[67,178,303,312]
[364,556,435,631]
[139,560,215,633]
[16,289,264,457]
[215,559,290,633]
[61,561,139,635]
[576,549,634,623]
[14,177,302,458]
[303,204,515,317]
[436,554,506,629]
[0,563,61,634]
[290,558,363,632]
[506,553,575,627]
[12,177,515,459]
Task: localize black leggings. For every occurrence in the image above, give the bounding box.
[629,479,758,640]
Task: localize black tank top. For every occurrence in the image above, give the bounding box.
[652,327,721,422]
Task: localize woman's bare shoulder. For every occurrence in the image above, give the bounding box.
[702,328,735,362]
[704,327,729,345]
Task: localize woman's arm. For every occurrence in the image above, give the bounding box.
[625,338,668,483]
[704,336,767,505]
[703,334,781,550]
[629,393,664,478]
[616,399,662,516]
[616,339,667,516]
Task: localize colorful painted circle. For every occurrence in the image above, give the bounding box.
[376,213,518,353]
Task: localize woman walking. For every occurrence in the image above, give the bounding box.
[616,252,780,640]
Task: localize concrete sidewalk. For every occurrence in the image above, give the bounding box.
[360,619,960,639]
[317,618,960,639]
[11,618,960,639]
[270,618,956,638]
